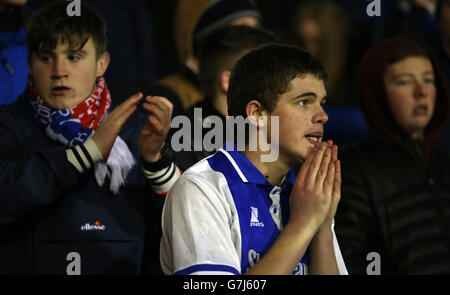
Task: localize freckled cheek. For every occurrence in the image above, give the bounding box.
[387,88,409,101]
[387,90,413,115]
[279,115,310,143]
[277,114,296,139]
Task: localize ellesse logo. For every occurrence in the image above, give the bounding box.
[80,221,105,231]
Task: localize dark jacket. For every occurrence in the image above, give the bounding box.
[0,95,162,274]
[334,35,450,274]
[149,66,198,118]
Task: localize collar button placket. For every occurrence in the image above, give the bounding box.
[269,186,282,230]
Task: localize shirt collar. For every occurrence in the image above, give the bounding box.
[219,143,295,188]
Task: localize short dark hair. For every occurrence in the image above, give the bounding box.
[387,39,430,65]
[227,44,327,118]
[26,0,107,58]
[198,25,277,99]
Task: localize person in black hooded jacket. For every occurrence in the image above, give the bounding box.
[334,35,450,274]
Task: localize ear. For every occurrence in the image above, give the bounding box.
[96,51,110,77]
[219,70,231,94]
[245,100,269,128]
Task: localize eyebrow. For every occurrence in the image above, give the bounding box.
[293,92,317,99]
[65,49,87,54]
[36,48,88,55]
[393,70,435,78]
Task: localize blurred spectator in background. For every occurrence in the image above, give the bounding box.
[255,0,388,95]
[278,0,370,149]
[149,0,262,118]
[335,35,450,274]
[27,0,159,104]
[170,25,277,171]
[425,0,450,151]
[148,0,211,118]
[0,0,30,105]
[286,0,351,106]
[431,0,450,84]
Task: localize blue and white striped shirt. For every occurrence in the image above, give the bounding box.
[161,147,347,275]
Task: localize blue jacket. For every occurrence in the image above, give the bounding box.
[0,28,29,105]
[0,95,162,274]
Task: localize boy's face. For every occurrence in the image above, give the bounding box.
[268,75,328,164]
[384,56,436,139]
[297,18,321,56]
[29,38,109,110]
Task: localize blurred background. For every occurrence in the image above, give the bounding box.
[1,0,448,150]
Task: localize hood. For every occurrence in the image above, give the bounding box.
[356,35,450,155]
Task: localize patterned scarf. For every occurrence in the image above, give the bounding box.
[25,75,136,194]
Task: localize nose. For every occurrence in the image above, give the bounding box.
[51,56,68,80]
[414,80,430,99]
[312,105,329,125]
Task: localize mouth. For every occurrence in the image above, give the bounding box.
[51,86,71,96]
[304,131,323,146]
[413,105,429,116]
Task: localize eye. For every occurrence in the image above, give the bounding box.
[38,54,51,63]
[320,98,327,105]
[395,80,412,86]
[424,77,435,84]
[68,54,82,62]
[297,99,310,106]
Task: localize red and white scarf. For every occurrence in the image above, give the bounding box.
[26,76,135,194]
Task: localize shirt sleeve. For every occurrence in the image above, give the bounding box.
[160,172,241,275]
[142,162,182,196]
[331,219,349,275]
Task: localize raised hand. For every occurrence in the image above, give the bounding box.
[288,140,339,233]
[320,142,341,231]
[138,95,173,163]
[92,93,143,158]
